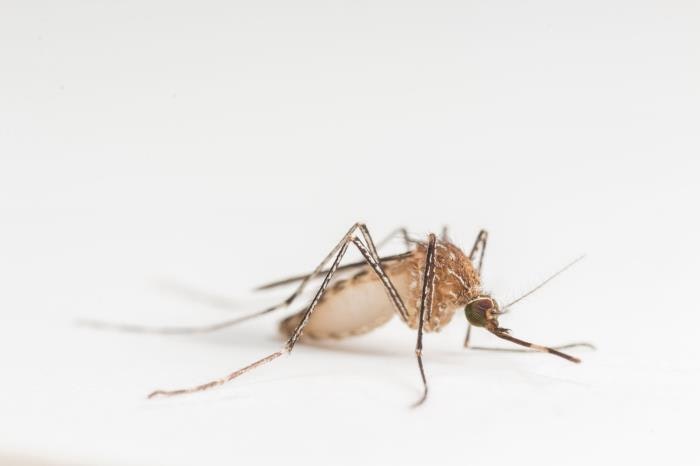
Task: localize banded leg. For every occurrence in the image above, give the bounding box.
[254,226,416,292]
[485,329,584,363]
[148,229,412,398]
[464,229,488,348]
[413,233,437,407]
[81,222,406,334]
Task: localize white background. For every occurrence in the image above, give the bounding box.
[1,1,698,465]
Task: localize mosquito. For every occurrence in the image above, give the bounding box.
[82,223,593,406]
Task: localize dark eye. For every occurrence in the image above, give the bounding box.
[465,298,493,327]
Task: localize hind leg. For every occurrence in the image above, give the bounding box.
[148,225,411,398]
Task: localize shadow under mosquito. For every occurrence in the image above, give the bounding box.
[152,278,250,312]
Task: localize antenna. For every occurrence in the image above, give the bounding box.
[502,255,585,311]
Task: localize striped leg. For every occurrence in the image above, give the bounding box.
[375,226,416,250]
[469,342,595,354]
[148,227,412,399]
[413,233,437,407]
[469,229,488,272]
[485,329,584,363]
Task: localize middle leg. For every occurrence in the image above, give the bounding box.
[413,233,437,407]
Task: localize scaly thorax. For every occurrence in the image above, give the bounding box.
[387,240,482,332]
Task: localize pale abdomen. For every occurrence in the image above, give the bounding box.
[279,268,413,340]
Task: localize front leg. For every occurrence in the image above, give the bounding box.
[413,233,437,407]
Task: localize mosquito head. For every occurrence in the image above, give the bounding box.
[464,296,501,330]
[464,256,585,335]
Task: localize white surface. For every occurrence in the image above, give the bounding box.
[1,1,698,465]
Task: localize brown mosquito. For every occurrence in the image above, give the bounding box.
[82,223,593,406]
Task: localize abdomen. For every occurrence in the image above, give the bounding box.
[279,267,413,340]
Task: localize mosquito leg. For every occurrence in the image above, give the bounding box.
[440,225,449,241]
[148,227,414,399]
[148,239,353,398]
[413,233,437,407]
[464,229,488,348]
[463,324,473,349]
[468,342,596,353]
[358,224,417,266]
[469,229,488,273]
[254,226,416,292]
[85,222,370,335]
[289,234,412,346]
[375,227,415,251]
[147,351,286,398]
[486,329,582,363]
[280,234,414,332]
[268,223,411,323]
[345,238,409,322]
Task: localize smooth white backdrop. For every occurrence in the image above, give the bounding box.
[1,1,698,465]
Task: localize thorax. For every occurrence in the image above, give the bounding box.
[388,240,482,332]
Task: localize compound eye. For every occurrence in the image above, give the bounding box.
[464,298,493,327]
